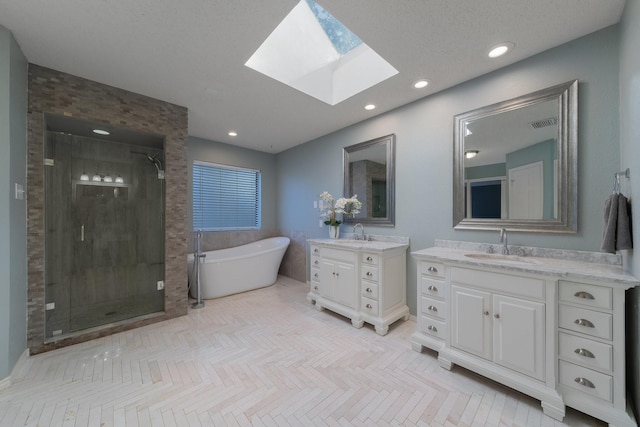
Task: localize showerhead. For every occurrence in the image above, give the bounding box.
[146,152,165,179]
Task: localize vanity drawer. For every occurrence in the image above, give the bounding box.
[310,245,321,257]
[420,316,446,340]
[361,297,379,315]
[361,282,379,300]
[421,261,444,278]
[362,253,379,266]
[361,265,379,282]
[322,247,356,262]
[421,296,446,320]
[559,305,612,340]
[311,255,321,270]
[310,267,320,283]
[450,267,544,300]
[421,277,446,300]
[559,332,612,372]
[559,281,612,310]
[559,360,612,402]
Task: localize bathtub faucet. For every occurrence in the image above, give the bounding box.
[353,223,365,240]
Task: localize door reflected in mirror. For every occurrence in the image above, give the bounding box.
[343,134,395,226]
[454,80,577,233]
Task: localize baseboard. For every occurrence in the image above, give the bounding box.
[0,375,10,391]
[0,348,30,391]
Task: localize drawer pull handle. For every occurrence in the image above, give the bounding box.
[314,260,319,265]
[574,291,595,300]
[314,273,318,278]
[313,286,318,291]
[575,377,596,389]
[574,348,595,358]
[494,313,500,319]
[427,305,438,313]
[366,272,373,277]
[427,325,438,332]
[574,318,595,328]
[427,266,438,273]
[483,311,490,316]
[366,288,372,293]
[366,304,372,309]
[313,249,319,254]
[366,256,373,261]
[427,285,438,292]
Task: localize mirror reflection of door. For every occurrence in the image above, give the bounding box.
[371,180,386,217]
[508,161,543,219]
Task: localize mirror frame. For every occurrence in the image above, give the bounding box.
[343,134,396,226]
[453,80,578,233]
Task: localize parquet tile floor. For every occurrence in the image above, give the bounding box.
[0,276,605,426]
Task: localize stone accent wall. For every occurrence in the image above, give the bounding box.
[27,65,188,354]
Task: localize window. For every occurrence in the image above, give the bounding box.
[192,161,261,231]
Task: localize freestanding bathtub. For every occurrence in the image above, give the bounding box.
[188,237,290,299]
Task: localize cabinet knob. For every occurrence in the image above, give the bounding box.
[427,305,438,313]
[574,348,595,358]
[574,377,596,389]
[314,273,318,278]
[483,311,490,316]
[574,318,595,328]
[366,304,372,309]
[314,260,319,265]
[366,271,373,277]
[427,285,438,292]
[574,291,595,300]
[313,286,318,290]
[428,266,438,273]
[366,256,373,261]
[494,313,500,319]
[314,248,319,254]
[366,288,372,293]
[427,325,438,332]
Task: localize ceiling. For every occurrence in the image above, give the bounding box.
[0,0,626,153]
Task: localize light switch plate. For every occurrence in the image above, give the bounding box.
[157,280,165,290]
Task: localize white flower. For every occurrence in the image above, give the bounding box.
[318,191,361,225]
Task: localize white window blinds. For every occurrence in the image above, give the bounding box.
[193,161,261,231]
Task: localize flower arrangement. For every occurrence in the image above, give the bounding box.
[319,191,362,226]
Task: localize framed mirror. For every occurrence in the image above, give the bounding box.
[343,134,395,226]
[453,80,577,233]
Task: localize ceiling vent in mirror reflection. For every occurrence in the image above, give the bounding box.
[529,117,558,129]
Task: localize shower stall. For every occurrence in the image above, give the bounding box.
[44,117,166,339]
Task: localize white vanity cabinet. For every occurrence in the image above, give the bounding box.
[411,245,640,427]
[307,239,409,335]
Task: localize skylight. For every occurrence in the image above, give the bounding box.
[245,0,398,106]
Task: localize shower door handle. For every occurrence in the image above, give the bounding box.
[81,224,85,242]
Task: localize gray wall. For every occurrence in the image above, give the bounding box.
[619,0,640,417]
[0,25,28,379]
[277,25,621,315]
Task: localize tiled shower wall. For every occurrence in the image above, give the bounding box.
[27,65,188,354]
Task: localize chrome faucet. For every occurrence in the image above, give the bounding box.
[353,223,365,240]
[500,228,509,255]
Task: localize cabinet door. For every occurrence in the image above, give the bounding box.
[335,261,357,309]
[493,294,545,380]
[451,285,492,360]
[319,259,336,299]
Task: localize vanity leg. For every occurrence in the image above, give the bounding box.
[438,355,453,370]
[402,313,410,321]
[541,400,565,422]
[375,325,389,336]
[411,342,424,353]
[351,319,364,328]
[314,303,324,312]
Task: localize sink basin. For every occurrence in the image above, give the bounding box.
[464,253,540,265]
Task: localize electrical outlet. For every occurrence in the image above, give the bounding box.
[313,200,317,208]
[319,219,324,227]
[15,183,24,200]
[157,280,164,290]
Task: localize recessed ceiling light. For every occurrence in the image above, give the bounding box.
[465,150,479,159]
[228,131,238,137]
[93,129,110,135]
[488,42,514,58]
[413,79,429,89]
[364,104,376,111]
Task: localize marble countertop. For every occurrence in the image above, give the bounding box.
[412,241,639,287]
[309,234,409,252]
